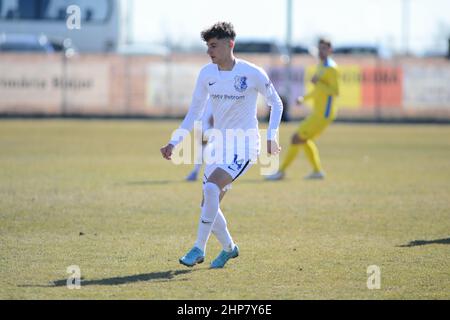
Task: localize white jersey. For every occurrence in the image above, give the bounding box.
[170,59,283,159]
[201,99,213,132]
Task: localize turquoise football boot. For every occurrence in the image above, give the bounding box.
[179,247,205,267]
[210,245,239,269]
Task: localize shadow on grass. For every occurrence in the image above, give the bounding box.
[126,178,276,186]
[125,180,176,186]
[398,237,450,247]
[19,269,197,288]
[239,179,266,184]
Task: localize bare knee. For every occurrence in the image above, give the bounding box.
[292,134,306,145]
[207,168,233,191]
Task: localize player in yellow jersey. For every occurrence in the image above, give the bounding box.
[266,38,339,181]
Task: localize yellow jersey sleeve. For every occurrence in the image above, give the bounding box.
[316,67,339,97]
[304,64,339,102]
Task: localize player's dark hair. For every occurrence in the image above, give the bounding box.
[201,22,236,42]
[319,38,332,48]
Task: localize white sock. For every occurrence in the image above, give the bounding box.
[212,208,235,252]
[194,182,221,253]
[194,216,211,253]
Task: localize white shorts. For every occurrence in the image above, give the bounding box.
[203,152,254,192]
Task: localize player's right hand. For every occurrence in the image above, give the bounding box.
[296,96,304,105]
[267,140,281,156]
[160,143,174,160]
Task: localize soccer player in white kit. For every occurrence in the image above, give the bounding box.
[160,22,283,269]
[185,100,214,182]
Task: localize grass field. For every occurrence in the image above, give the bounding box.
[0,120,449,300]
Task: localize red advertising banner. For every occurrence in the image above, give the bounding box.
[361,66,402,108]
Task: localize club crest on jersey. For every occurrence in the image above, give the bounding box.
[228,154,244,172]
[234,76,248,93]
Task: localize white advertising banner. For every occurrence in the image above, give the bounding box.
[64,63,110,109]
[403,65,450,109]
[0,61,110,110]
[147,63,201,112]
[0,63,61,106]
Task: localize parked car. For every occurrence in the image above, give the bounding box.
[117,43,170,56]
[234,40,310,56]
[48,37,78,57]
[292,44,309,54]
[0,33,55,53]
[234,40,289,55]
[332,44,391,58]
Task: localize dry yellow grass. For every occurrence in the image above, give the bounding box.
[0,120,449,299]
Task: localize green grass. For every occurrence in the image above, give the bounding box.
[0,120,449,299]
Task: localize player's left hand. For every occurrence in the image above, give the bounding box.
[311,75,319,84]
[160,143,174,160]
[267,140,281,156]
